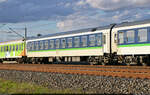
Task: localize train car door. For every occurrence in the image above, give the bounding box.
[102,33,108,54]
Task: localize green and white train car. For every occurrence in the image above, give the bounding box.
[0,40,26,62]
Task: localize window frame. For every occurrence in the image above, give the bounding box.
[74,37,80,48]
[89,35,96,46]
[67,38,73,48]
[16,45,18,51]
[55,39,60,49]
[138,28,148,43]
[49,40,54,49]
[44,40,49,50]
[126,30,135,43]
[96,34,102,46]
[81,36,88,47]
[61,38,66,48]
[118,31,124,44]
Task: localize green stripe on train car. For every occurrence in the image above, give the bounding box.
[118,43,150,47]
[29,46,102,52]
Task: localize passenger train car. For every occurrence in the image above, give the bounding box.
[26,27,108,64]
[0,19,150,66]
[0,40,26,63]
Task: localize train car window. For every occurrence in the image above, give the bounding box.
[126,30,135,43]
[89,35,96,46]
[6,46,8,51]
[0,46,1,52]
[9,45,11,52]
[13,45,15,51]
[22,43,24,50]
[16,45,18,51]
[31,42,34,51]
[0,46,2,52]
[19,44,21,50]
[118,32,124,44]
[39,41,43,50]
[27,43,30,51]
[4,46,6,52]
[35,41,38,50]
[67,38,72,48]
[1,46,2,52]
[4,46,5,52]
[55,39,60,49]
[74,37,80,48]
[45,40,49,50]
[1,46,3,52]
[43,41,45,50]
[81,36,87,47]
[138,29,147,42]
[61,38,66,48]
[96,34,102,46]
[28,42,32,51]
[50,40,54,49]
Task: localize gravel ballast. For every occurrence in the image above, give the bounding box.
[0,70,149,94]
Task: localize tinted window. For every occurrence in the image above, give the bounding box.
[16,45,18,51]
[55,39,60,49]
[96,34,102,46]
[74,37,80,47]
[81,36,87,47]
[67,38,72,48]
[13,45,15,51]
[1,46,3,52]
[138,29,147,42]
[118,32,124,44]
[89,35,96,46]
[31,42,34,51]
[45,40,49,49]
[19,44,21,50]
[5,46,8,51]
[35,42,39,50]
[22,43,24,50]
[61,38,66,48]
[126,30,135,43]
[27,43,30,51]
[39,41,43,50]
[50,40,54,49]
[9,45,11,51]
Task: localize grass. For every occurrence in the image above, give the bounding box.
[0,78,84,94]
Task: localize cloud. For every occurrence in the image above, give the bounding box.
[0,0,7,3]
[57,8,150,32]
[57,11,105,32]
[78,0,150,11]
[56,0,150,32]
[0,0,76,23]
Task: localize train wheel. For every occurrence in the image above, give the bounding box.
[142,63,147,66]
[101,62,106,66]
[124,57,131,66]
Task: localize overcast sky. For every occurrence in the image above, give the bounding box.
[0,0,150,42]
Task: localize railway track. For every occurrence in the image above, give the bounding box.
[0,64,150,79]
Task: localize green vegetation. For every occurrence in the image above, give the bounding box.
[0,78,84,94]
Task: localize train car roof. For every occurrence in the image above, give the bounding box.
[0,39,23,44]
[27,19,150,40]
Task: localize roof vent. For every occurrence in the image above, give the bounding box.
[121,21,128,24]
[91,28,97,32]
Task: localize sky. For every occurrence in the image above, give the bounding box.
[0,0,150,42]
